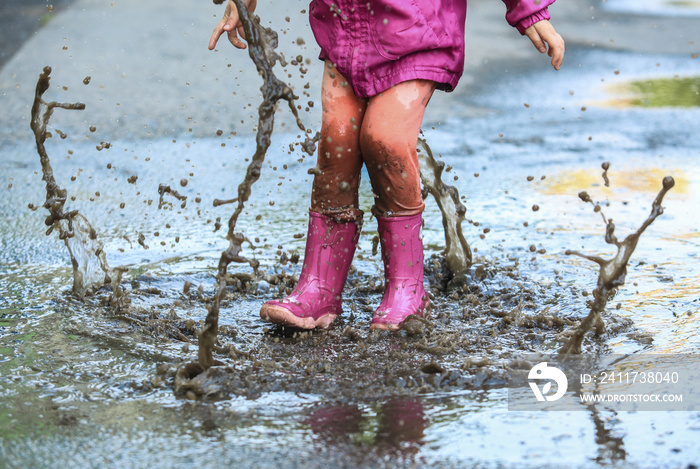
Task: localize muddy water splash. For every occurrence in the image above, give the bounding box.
[197,0,318,369]
[559,175,675,354]
[29,66,117,298]
[158,184,187,209]
[417,138,472,274]
[601,161,610,187]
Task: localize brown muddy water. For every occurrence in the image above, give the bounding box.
[2,11,700,469]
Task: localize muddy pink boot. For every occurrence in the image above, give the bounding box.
[260,211,358,329]
[370,214,430,331]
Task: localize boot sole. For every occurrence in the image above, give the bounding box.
[368,322,400,332]
[260,304,338,330]
[369,303,430,331]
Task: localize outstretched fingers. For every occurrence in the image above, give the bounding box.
[208,1,248,50]
[209,19,231,50]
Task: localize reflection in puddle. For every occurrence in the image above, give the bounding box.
[306,399,426,459]
[540,167,689,197]
[604,76,700,108]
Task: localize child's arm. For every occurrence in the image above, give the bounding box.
[208,0,258,50]
[502,0,565,70]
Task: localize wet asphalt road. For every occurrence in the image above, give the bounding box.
[0,0,75,69]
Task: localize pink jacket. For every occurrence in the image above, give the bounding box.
[309,0,555,97]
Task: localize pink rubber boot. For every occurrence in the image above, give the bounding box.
[260,211,358,329]
[370,214,430,331]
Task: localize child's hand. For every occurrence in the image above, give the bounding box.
[208,0,258,50]
[524,20,565,70]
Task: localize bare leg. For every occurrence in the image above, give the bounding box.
[360,80,435,217]
[311,61,367,222]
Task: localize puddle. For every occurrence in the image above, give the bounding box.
[1,15,700,469]
[604,76,700,108]
[540,167,690,196]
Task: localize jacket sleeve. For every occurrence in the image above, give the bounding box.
[502,0,556,35]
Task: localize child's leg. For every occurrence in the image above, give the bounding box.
[359,80,435,330]
[311,62,367,222]
[360,80,435,217]
[259,63,365,329]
